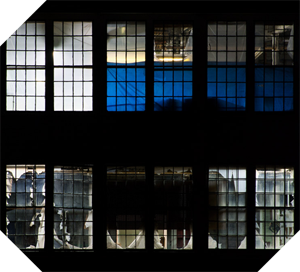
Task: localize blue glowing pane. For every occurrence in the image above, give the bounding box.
[174,82,182,96]
[154,82,163,96]
[174,98,183,111]
[137,82,145,96]
[237,98,246,110]
[154,71,163,81]
[255,98,264,111]
[154,97,164,111]
[127,68,136,81]
[265,98,273,111]
[275,83,283,97]
[136,102,145,111]
[255,68,264,82]
[284,68,293,81]
[237,68,246,82]
[217,98,226,110]
[227,83,236,97]
[217,68,226,82]
[284,98,293,111]
[184,82,192,96]
[164,70,173,81]
[164,82,173,96]
[207,68,216,82]
[227,68,236,82]
[265,68,273,81]
[184,70,192,81]
[265,83,273,97]
[107,68,116,81]
[255,83,263,97]
[117,97,126,111]
[207,83,216,97]
[117,82,126,96]
[107,82,116,96]
[284,83,293,97]
[174,70,183,81]
[274,68,284,82]
[107,97,116,111]
[126,97,136,111]
[126,82,136,96]
[227,98,236,110]
[217,83,226,97]
[164,97,173,110]
[117,68,126,81]
[237,83,246,97]
[137,68,145,81]
[127,82,136,96]
[274,98,283,111]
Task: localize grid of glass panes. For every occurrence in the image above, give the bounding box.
[208,167,247,249]
[106,166,146,249]
[154,166,193,249]
[154,23,193,111]
[6,22,46,111]
[53,166,93,249]
[53,21,93,111]
[6,165,45,249]
[255,167,294,249]
[254,23,294,112]
[207,22,246,111]
[107,21,146,111]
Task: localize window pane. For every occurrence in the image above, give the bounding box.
[154,166,193,249]
[107,166,146,249]
[208,167,247,249]
[54,166,93,249]
[154,22,192,111]
[107,21,146,111]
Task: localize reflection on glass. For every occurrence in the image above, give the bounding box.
[6,22,45,111]
[107,21,146,111]
[255,167,294,249]
[207,22,246,111]
[53,166,93,249]
[6,165,45,249]
[154,22,193,111]
[154,166,193,249]
[53,21,93,111]
[106,166,146,249]
[208,167,247,249]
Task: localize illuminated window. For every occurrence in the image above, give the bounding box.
[255,167,294,249]
[154,166,193,249]
[6,165,45,249]
[207,22,246,111]
[255,24,294,111]
[106,166,146,249]
[6,22,46,111]
[208,167,247,249]
[53,166,93,249]
[107,21,146,111]
[53,21,93,111]
[154,22,193,111]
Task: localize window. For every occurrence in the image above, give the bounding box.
[106,166,146,249]
[255,167,294,249]
[207,22,246,111]
[6,165,45,249]
[154,22,193,111]
[208,167,247,249]
[6,22,46,111]
[107,21,146,111]
[254,24,294,111]
[53,166,93,249]
[53,21,93,111]
[154,166,193,249]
